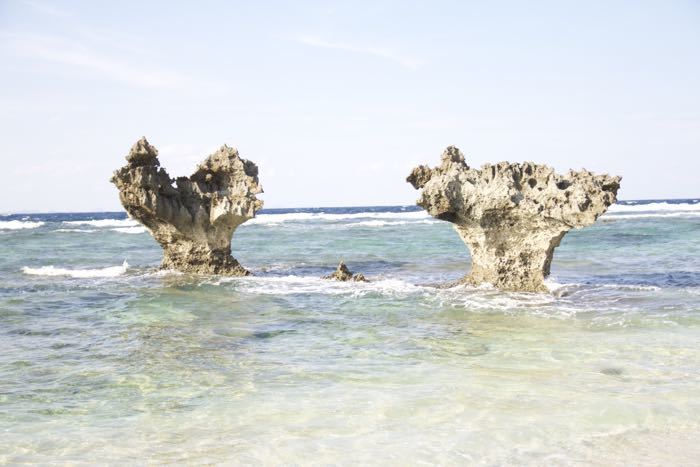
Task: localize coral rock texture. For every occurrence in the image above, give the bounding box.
[111,137,263,275]
[408,146,621,292]
[323,261,368,282]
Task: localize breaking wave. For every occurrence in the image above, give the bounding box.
[246,211,431,225]
[348,220,438,227]
[608,201,700,213]
[192,274,680,323]
[209,275,429,297]
[22,260,129,278]
[603,212,700,219]
[62,219,139,228]
[0,220,45,230]
[54,228,99,233]
[53,225,145,234]
[111,226,147,234]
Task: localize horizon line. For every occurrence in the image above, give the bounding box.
[2,197,698,217]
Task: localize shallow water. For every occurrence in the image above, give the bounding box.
[1,201,699,464]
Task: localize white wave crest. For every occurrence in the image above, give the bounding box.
[211,275,428,297]
[607,202,700,213]
[112,226,147,234]
[63,219,139,228]
[54,228,98,233]
[599,283,661,291]
[545,278,660,293]
[246,210,431,225]
[603,212,700,219]
[348,219,438,227]
[0,220,44,230]
[22,260,129,278]
[544,278,572,292]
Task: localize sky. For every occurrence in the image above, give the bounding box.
[0,0,698,212]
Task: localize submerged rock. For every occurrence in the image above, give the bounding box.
[111,137,263,275]
[323,261,368,282]
[407,146,621,292]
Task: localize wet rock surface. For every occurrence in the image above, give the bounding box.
[323,261,368,282]
[111,137,263,275]
[408,146,621,292]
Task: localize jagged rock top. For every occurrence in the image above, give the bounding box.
[125,137,160,167]
[323,261,368,282]
[407,146,620,229]
[113,138,263,225]
[191,145,260,188]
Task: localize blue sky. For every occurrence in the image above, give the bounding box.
[1,0,698,212]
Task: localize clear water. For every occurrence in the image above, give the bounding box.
[1,200,699,464]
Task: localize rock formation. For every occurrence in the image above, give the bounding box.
[407,146,621,292]
[111,137,263,275]
[323,261,368,282]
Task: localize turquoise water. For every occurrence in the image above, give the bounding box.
[1,201,699,464]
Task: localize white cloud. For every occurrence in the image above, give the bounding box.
[2,33,189,89]
[296,35,423,70]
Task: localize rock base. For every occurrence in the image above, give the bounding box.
[161,245,250,276]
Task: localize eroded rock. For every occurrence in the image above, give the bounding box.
[408,146,621,292]
[323,261,368,282]
[111,137,263,275]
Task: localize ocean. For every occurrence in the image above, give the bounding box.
[1,199,699,464]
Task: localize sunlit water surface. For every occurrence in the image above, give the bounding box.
[1,201,699,465]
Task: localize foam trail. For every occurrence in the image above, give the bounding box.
[544,278,573,293]
[215,275,428,297]
[54,228,98,233]
[608,202,700,213]
[604,212,700,219]
[246,211,430,225]
[63,219,139,228]
[348,220,437,227]
[0,220,45,230]
[22,260,129,278]
[112,226,147,234]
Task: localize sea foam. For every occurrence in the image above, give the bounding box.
[210,275,429,297]
[0,220,45,230]
[607,201,700,213]
[348,219,438,227]
[22,260,129,278]
[62,219,139,228]
[54,228,99,233]
[246,210,431,225]
[112,226,147,234]
[243,203,700,225]
[604,212,700,219]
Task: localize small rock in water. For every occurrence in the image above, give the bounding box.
[323,261,368,282]
[601,367,624,376]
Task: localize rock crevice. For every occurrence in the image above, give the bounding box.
[111,137,263,275]
[408,146,621,292]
